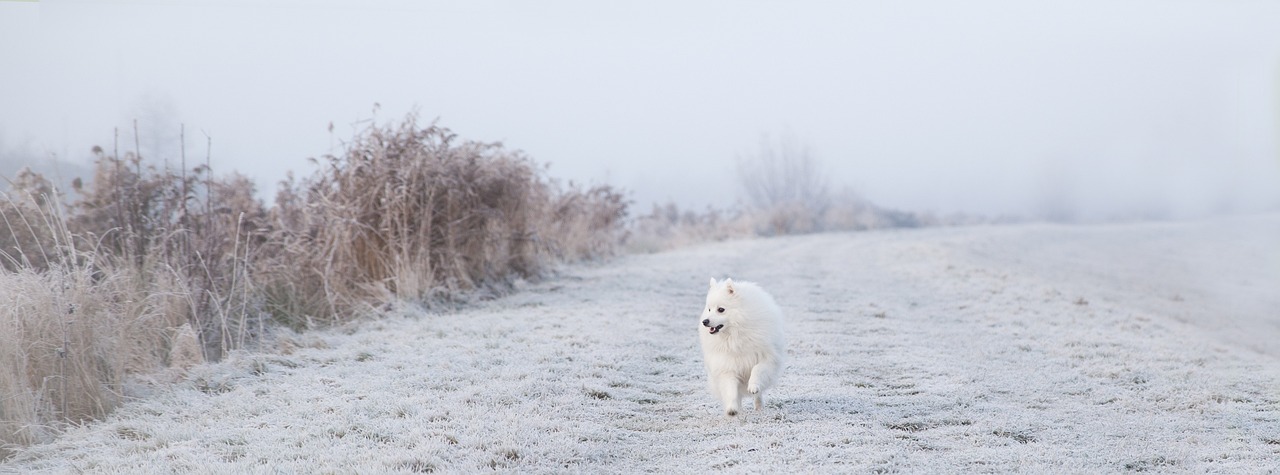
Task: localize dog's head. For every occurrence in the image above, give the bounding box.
[701,277,738,335]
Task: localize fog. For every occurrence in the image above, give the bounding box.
[3,0,1279,221]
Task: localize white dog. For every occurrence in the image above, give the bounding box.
[698,278,786,416]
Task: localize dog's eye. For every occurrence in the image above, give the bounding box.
[716,307,725,313]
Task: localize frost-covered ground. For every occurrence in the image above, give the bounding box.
[4,215,1280,474]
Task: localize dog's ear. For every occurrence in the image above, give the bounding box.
[709,277,717,289]
[724,278,735,295]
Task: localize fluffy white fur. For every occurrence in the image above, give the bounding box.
[698,277,786,416]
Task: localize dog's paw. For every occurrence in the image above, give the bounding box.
[725,408,738,417]
[748,383,760,394]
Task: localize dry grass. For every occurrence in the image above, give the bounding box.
[0,188,187,458]
[0,113,628,458]
[543,182,628,260]
[263,115,627,324]
[0,169,60,272]
[60,143,267,363]
[0,264,185,456]
[625,203,753,253]
[728,133,983,238]
[624,192,978,253]
[623,131,993,251]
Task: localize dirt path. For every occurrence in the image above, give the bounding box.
[5,216,1279,473]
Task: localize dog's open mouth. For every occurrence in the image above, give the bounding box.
[707,324,724,335]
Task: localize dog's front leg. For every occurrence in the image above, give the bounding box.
[716,374,742,416]
[747,360,780,410]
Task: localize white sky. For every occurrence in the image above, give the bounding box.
[2,0,1280,220]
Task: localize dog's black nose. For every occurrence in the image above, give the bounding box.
[702,319,710,327]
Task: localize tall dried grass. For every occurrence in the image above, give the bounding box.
[263,115,627,324]
[625,203,752,253]
[266,119,539,320]
[0,139,256,456]
[544,183,628,260]
[68,144,267,362]
[1,114,628,457]
[0,185,186,458]
[0,169,59,272]
[0,263,186,456]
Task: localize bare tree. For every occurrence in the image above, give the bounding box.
[736,133,830,234]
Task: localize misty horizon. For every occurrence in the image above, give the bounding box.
[3,0,1280,222]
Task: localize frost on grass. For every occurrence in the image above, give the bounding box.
[3,215,1279,473]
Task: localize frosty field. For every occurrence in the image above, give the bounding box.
[4,216,1279,473]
